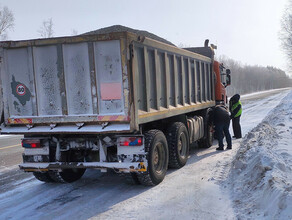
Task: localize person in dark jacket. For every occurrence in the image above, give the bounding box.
[229,94,242,139]
[213,105,232,150]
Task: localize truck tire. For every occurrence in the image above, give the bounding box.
[137,130,169,186]
[33,171,55,183]
[199,109,214,148]
[122,172,141,185]
[49,168,86,183]
[201,123,214,148]
[130,172,141,184]
[48,150,86,183]
[167,122,190,168]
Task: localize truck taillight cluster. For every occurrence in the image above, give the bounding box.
[119,137,143,146]
[22,139,41,148]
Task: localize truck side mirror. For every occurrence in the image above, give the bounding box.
[226,69,231,86]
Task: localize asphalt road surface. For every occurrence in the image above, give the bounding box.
[0,135,23,170]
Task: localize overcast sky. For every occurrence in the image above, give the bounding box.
[1,0,290,75]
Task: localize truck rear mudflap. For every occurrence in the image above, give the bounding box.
[19,161,147,173]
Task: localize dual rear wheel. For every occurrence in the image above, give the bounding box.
[136,130,169,186]
[137,122,190,185]
[33,151,86,183]
[167,122,190,168]
[33,169,86,183]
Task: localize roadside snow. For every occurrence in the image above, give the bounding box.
[240,88,290,99]
[240,90,291,136]
[0,135,13,139]
[226,90,292,219]
[0,165,19,174]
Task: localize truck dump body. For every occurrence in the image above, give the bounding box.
[0,32,215,135]
[133,38,215,125]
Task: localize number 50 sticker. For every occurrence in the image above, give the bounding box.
[16,84,26,96]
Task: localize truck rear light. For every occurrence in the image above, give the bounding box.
[119,137,143,146]
[22,139,41,148]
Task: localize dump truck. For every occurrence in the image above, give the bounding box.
[0,30,230,185]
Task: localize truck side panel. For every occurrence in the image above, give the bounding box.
[133,40,215,125]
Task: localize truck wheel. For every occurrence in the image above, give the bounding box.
[49,169,86,183]
[131,172,141,184]
[167,122,190,168]
[137,130,169,186]
[33,171,55,183]
[199,123,214,148]
[122,172,141,185]
[199,109,214,148]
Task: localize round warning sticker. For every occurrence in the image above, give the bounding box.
[16,84,26,96]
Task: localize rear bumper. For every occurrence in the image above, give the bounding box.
[19,161,147,172]
[1,123,131,134]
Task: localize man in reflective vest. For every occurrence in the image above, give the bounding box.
[213,105,232,150]
[229,94,242,139]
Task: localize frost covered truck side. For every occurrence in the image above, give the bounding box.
[0,31,230,185]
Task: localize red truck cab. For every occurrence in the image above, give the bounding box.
[213,60,231,105]
[184,40,231,105]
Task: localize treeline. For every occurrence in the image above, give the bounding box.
[219,56,292,96]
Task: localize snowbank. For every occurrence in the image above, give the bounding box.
[0,135,13,139]
[227,90,292,219]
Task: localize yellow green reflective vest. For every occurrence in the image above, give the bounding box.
[231,100,242,118]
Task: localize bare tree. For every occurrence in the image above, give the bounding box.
[38,18,54,38]
[219,56,292,96]
[0,6,15,40]
[280,0,292,71]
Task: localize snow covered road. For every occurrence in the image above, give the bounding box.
[0,88,291,220]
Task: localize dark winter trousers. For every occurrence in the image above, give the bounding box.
[215,122,232,149]
[232,116,242,138]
